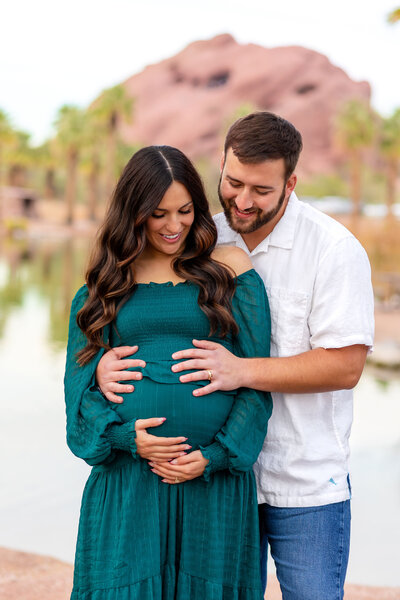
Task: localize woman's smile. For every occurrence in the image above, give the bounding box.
[159,231,183,243]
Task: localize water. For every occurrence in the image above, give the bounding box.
[0,237,399,586]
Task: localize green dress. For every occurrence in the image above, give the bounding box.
[65,269,272,600]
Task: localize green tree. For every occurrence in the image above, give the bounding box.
[380,108,400,217]
[92,85,134,200]
[35,139,59,199]
[79,107,105,221]
[335,99,377,216]
[5,129,34,187]
[388,7,400,22]
[0,110,15,223]
[54,105,86,224]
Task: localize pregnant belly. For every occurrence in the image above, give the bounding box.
[113,378,235,449]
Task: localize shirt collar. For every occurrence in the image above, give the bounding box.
[266,191,300,252]
[217,192,300,256]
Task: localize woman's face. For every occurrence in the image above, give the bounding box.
[144,181,195,257]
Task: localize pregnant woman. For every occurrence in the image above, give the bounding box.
[65,145,272,600]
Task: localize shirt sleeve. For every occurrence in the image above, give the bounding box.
[199,269,273,480]
[64,286,138,466]
[309,236,374,351]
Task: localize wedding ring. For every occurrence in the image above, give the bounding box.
[174,477,180,484]
[207,369,213,382]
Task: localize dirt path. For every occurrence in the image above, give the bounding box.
[1,547,399,600]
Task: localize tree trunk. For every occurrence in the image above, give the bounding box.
[44,169,57,199]
[0,146,3,225]
[105,115,117,202]
[350,149,362,217]
[386,157,398,220]
[65,149,78,225]
[88,151,100,221]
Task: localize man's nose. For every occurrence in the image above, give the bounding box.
[235,189,254,211]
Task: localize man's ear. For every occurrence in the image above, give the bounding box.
[286,173,297,195]
[220,152,225,173]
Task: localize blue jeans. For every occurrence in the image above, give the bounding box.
[259,500,351,600]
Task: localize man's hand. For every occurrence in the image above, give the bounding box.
[171,339,244,397]
[96,346,146,403]
[149,450,209,483]
[135,418,191,462]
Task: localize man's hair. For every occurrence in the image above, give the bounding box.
[224,111,303,179]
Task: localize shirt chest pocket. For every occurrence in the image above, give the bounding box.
[267,287,309,356]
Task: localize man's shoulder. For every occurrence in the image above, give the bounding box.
[293,199,371,275]
[295,198,357,246]
[213,212,237,244]
[213,211,228,229]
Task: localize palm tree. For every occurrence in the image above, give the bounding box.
[335,99,377,216]
[6,130,34,187]
[388,8,400,22]
[381,109,400,218]
[35,139,59,199]
[54,105,86,224]
[79,107,105,221]
[0,109,15,223]
[92,85,134,199]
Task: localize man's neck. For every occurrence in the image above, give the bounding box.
[241,196,290,252]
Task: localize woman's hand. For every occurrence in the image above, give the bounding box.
[149,450,209,483]
[96,345,146,403]
[135,418,191,462]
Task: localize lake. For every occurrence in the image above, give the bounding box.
[0,236,399,586]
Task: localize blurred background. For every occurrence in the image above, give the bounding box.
[0,0,399,592]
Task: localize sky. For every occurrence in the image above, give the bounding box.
[1,0,399,144]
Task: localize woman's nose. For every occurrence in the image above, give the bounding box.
[165,216,181,233]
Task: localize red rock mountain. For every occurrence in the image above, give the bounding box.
[119,34,370,177]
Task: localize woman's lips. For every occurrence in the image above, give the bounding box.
[160,232,182,243]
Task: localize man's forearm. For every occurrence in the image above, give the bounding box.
[240,345,368,394]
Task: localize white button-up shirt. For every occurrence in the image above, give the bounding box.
[214,193,374,507]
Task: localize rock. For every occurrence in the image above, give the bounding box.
[1,547,399,600]
[0,547,73,600]
[117,34,370,177]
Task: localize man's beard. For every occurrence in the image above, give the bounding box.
[218,178,287,234]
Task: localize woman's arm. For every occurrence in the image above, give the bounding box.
[65,286,189,465]
[65,286,139,466]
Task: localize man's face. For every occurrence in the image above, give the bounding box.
[218,149,296,235]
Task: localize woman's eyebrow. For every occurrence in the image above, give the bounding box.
[154,201,194,212]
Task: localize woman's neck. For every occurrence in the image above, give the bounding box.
[134,252,185,284]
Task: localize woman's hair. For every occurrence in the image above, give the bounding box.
[77,145,238,365]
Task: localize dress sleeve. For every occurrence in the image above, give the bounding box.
[199,269,273,480]
[64,286,138,466]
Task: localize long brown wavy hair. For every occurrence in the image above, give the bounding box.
[77,145,238,365]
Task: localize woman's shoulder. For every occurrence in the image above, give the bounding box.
[71,284,88,311]
[212,245,253,276]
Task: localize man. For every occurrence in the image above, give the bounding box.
[96,112,374,599]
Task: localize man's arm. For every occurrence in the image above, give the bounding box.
[171,340,369,396]
[173,235,373,396]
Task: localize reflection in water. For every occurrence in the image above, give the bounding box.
[0,236,399,585]
[0,236,90,349]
